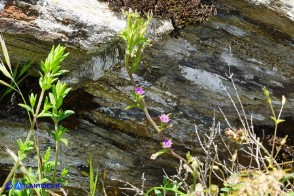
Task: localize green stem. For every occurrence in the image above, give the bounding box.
[31,89,46,181]
[191,172,197,189]
[125,54,136,89]
[0,89,45,195]
[34,132,43,181]
[144,187,186,196]
[25,89,45,143]
[34,89,45,122]
[0,159,20,194]
[125,52,189,165]
[53,140,59,183]
[271,124,278,157]
[0,154,41,196]
[142,104,191,166]
[125,51,204,186]
[271,101,285,157]
[269,100,276,120]
[52,119,59,183]
[274,145,282,160]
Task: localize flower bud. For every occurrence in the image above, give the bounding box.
[263,87,270,97]
[280,135,288,146]
[282,95,286,105]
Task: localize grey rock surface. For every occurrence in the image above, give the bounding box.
[0,0,293,194]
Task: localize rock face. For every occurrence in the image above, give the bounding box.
[0,0,293,194]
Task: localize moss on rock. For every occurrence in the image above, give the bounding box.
[100,0,216,30]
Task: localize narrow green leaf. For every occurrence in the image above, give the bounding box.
[63,87,71,97]
[271,116,277,123]
[18,151,26,161]
[51,131,57,140]
[220,187,232,192]
[60,138,68,147]
[154,189,162,196]
[125,104,139,110]
[26,140,34,151]
[0,34,12,71]
[1,72,28,101]
[150,149,168,160]
[39,77,52,90]
[37,112,52,118]
[0,79,15,90]
[19,61,32,78]
[276,119,285,124]
[0,62,12,79]
[44,147,51,162]
[59,110,74,121]
[12,65,18,79]
[165,183,175,189]
[61,168,69,176]
[18,103,32,112]
[49,93,55,105]
[17,139,24,150]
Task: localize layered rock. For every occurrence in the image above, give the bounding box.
[0,0,293,194]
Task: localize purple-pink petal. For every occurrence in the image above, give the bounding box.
[159,114,169,123]
[163,138,172,148]
[135,87,144,95]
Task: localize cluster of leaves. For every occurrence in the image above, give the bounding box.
[101,0,216,31]
[0,35,102,196]
[0,35,73,195]
[88,153,99,196]
[120,12,151,73]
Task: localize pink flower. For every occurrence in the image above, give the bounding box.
[135,87,144,95]
[159,114,169,123]
[163,138,172,148]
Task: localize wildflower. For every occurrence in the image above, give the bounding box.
[159,114,169,123]
[162,138,172,148]
[135,86,144,95]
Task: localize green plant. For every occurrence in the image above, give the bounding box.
[119,12,294,196]
[263,87,287,158]
[48,81,73,183]
[0,34,73,195]
[145,178,185,196]
[120,11,203,195]
[0,61,31,101]
[88,153,99,196]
